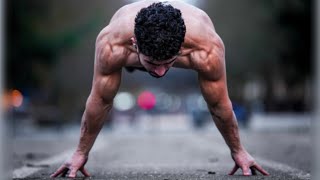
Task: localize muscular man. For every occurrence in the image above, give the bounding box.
[51,1,269,177]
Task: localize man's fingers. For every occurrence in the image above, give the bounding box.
[242,166,251,176]
[68,168,78,178]
[80,167,91,177]
[50,165,67,178]
[61,169,69,177]
[253,164,270,176]
[228,164,239,175]
[250,167,257,175]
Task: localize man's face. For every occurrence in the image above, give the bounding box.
[138,53,177,78]
[136,48,178,78]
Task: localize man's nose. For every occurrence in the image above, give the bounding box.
[154,66,167,76]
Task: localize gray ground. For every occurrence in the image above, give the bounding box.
[11,124,311,180]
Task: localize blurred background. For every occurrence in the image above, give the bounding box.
[4,0,312,132]
[2,0,315,179]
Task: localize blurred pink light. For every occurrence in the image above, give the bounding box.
[137,91,156,110]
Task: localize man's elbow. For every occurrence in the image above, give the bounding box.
[85,95,113,117]
[208,100,234,122]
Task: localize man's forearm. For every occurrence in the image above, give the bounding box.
[209,108,244,154]
[76,96,113,155]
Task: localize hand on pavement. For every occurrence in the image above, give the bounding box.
[50,151,90,178]
[229,149,269,176]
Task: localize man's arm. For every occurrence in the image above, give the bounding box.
[199,74,243,152]
[51,36,122,178]
[76,69,121,156]
[197,38,269,176]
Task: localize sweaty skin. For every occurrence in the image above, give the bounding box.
[51,1,269,178]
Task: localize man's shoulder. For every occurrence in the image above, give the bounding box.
[110,1,159,24]
[95,30,127,75]
[191,34,225,80]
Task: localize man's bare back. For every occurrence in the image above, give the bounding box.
[98,1,222,76]
[50,1,269,178]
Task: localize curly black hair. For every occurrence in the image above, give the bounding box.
[134,2,186,61]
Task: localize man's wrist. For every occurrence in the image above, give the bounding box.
[75,148,90,156]
[230,145,245,154]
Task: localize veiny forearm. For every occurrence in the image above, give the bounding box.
[209,106,244,154]
[76,96,112,155]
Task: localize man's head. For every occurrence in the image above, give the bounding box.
[133,2,186,78]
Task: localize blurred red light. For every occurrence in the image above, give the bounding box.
[11,90,23,108]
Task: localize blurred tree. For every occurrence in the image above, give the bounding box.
[204,0,311,112]
[6,0,101,90]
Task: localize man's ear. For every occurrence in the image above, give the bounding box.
[131,37,138,50]
[131,37,136,44]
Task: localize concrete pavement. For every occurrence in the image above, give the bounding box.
[12,128,311,180]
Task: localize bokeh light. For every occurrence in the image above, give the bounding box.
[11,90,23,108]
[2,92,10,111]
[137,91,156,110]
[113,92,135,111]
[156,92,172,111]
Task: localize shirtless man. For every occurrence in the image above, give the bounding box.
[51,1,269,178]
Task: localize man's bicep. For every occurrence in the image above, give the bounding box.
[89,34,122,105]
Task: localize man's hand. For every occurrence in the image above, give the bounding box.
[50,151,90,178]
[229,149,269,176]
